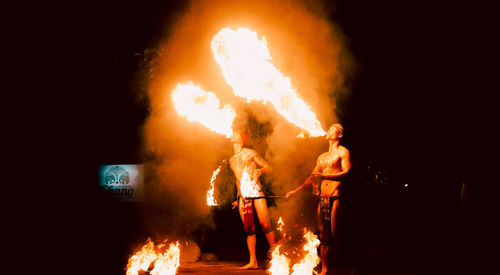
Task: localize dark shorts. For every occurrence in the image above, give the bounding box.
[319,196,339,222]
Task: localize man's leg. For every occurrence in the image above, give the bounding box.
[321,199,340,275]
[239,199,258,269]
[254,198,276,248]
[317,199,339,275]
[330,199,340,239]
[243,234,257,269]
[320,244,331,275]
[317,203,329,275]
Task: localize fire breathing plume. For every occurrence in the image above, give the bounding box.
[126,238,181,275]
[206,165,222,206]
[172,82,236,138]
[211,27,326,137]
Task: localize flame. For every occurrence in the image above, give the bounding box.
[239,168,260,198]
[211,28,326,137]
[207,165,222,206]
[126,239,181,275]
[172,82,236,138]
[269,244,291,275]
[126,238,157,275]
[277,217,285,233]
[268,218,321,275]
[290,229,321,275]
[150,241,181,275]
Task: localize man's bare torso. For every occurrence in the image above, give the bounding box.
[317,146,347,197]
[229,148,262,194]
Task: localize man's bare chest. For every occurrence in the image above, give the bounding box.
[230,150,253,169]
[318,153,341,169]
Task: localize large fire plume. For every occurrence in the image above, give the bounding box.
[268,217,321,275]
[172,82,236,138]
[126,238,181,275]
[211,27,326,137]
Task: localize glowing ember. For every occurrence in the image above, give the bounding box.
[207,165,222,206]
[126,239,181,275]
[211,28,326,137]
[268,218,321,275]
[290,229,321,275]
[172,82,236,138]
[239,168,260,198]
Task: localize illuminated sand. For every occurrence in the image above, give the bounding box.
[176,261,398,275]
[177,261,268,275]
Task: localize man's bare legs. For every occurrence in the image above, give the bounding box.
[242,234,258,269]
[319,245,331,275]
[238,200,258,270]
[254,198,276,247]
[317,199,339,275]
[238,198,276,270]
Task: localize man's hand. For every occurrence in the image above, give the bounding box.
[253,168,263,180]
[285,190,296,199]
[231,200,239,209]
[311,173,324,179]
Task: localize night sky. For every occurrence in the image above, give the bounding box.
[52,0,496,274]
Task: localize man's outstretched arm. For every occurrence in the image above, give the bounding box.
[286,159,322,198]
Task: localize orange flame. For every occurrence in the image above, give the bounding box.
[277,217,285,233]
[150,241,181,275]
[126,239,181,275]
[239,168,260,198]
[268,218,321,275]
[126,238,157,275]
[211,28,326,137]
[207,165,222,206]
[290,229,321,275]
[172,82,236,138]
[269,244,291,275]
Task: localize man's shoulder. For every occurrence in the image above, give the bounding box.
[339,145,350,155]
[242,148,257,155]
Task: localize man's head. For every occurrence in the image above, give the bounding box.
[326,123,343,141]
[231,129,247,145]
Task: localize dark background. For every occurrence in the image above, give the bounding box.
[44,0,495,274]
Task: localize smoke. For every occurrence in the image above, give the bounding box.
[141,0,353,238]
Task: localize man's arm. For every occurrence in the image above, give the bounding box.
[285,159,322,198]
[252,151,271,179]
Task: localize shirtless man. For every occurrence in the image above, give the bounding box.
[286,123,351,275]
[229,130,276,270]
